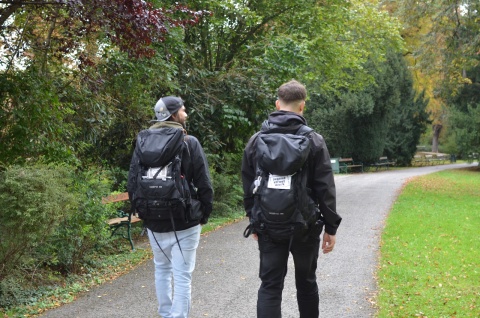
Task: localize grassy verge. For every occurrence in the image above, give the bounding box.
[3,209,245,318]
[377,167,480,317]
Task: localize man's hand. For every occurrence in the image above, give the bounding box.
[322,233,336,254]
[252,233,258,241]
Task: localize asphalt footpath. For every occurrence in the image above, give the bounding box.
[39,163,472,318]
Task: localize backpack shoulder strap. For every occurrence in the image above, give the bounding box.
[296,125,314,136]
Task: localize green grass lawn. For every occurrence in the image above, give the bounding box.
[377,167,480,317]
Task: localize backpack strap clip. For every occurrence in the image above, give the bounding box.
[252,176,262,194]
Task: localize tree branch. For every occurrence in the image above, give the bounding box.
[0,3,21,26]
[1,0,64,27]
[221,4,301,70]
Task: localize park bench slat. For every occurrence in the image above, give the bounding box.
[102,192,129,204]
[102,192,139,250]
[339,158,363,173]
[107,215,141,226]
[370,156,395,171]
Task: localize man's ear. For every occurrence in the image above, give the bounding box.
[299,100,305,113]
[275,100,281,110]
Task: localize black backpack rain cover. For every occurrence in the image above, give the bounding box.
[132,128,191,221]
[250,125,317,240]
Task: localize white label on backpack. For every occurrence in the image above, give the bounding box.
[267,174,292,189]
[145,165,170,180]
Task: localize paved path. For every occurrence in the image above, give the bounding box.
[39,163,471,318]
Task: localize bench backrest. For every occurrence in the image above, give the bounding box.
[102,192,129,204]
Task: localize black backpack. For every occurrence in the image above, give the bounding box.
[244,125,318,240]
[131,128,201,222]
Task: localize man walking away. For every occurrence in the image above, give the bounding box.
[241,80,342,318]
[127,96,213,318]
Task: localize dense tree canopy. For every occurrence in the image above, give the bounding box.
[385,0,480,154]
[305,50,430,165]
[1,0,430,172]
[0,0,205,166]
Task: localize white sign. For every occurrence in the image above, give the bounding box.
[267,174,292,189]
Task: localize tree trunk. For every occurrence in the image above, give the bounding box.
[432,124,443,153]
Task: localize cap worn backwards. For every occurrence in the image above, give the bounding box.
[153,96,184,122]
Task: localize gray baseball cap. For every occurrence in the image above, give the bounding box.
[153,96,184,121]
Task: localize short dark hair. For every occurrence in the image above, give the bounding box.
[277,80,307,103]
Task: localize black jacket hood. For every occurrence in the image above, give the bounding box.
[261,111,307,134]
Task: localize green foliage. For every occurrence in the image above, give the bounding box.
[0,274,46,310]
[306,51,429,165]
[449,104,480,157]
[0,164,118,309]
[211,173,243,217]
[0,164,76,280]
[209,153,244,217]
[392,0,480,98]
[391,1,480,153]
[35,168,115,274]
[180,67,272,156]
[78,49,180,168]
[170,0,404,158]
[446,63,480,157]
[300,0,404,92]
[1,0,407,169]
[0,71,79,166]
[306,93,352,158]
[383,57,431,165]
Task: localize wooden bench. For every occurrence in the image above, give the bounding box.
[428,154,445,165]
[467,152,479,164]
[412,155,424,166]
[339,158,363,173]
[371,156,395,171]
[412,154,449,166]
[102,192,141,250]
[424,154,434,165]
[424,154,447,165]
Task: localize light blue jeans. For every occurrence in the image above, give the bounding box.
[147,225,201,318]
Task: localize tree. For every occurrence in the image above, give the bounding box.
[2,0,405,168]
[0,1,204,165]
[447,62,480,157]
[385,0,480,153]
[449,104,480,158]
[160,0,403,157]
[305,50,429,165]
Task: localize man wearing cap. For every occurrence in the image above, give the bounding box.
[127,96,213,318]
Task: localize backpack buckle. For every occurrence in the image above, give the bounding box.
[252,176,262,194]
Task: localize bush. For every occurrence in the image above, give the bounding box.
[0,164,117,309]
[35,168,116,275]
[0,164,76,280]
[207,152,244,217]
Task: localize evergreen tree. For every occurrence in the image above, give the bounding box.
[306,51,429,165]
[447,63,480,157]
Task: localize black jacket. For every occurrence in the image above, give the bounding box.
[127,121,214,233]
[241,111,341,235]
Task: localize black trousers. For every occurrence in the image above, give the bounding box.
[256,231,321,318]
